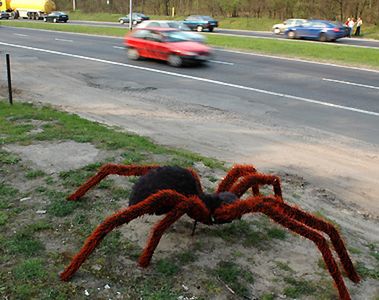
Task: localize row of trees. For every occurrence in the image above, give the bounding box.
[55,0,379,24]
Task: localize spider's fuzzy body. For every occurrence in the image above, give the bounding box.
[130,166,238,217]
[60,163,360,300]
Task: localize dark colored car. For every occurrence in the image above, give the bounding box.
[0,11,10,19]
[44,11,69,23]
[125,27,213,67]
[284,20,349,42]
[119,13,149,25]
[183,15,218,32]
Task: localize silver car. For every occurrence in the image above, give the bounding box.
[272,18,306,34]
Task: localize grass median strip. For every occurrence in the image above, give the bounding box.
[1,20,378,70]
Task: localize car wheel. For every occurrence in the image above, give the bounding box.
[168,54,182,67]
[287,30,296,39]
[53,18,57,23]
[43,17,47,22]
[209,27,214,32]
[119,20,124,24]
[196,25,203,32]
[319,33,328,42]
[127,48,140,60]
[273,28,281,34]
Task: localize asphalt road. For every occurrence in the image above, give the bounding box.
[1,26,378,142]
[69,20,379,49]
[0,27,378,213]
[7,18,379,49]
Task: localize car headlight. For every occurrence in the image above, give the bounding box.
[182,51,198,56]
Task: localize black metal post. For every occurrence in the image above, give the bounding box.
[6,54,13,105]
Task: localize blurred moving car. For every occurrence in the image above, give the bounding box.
[183,15,218,32]
[136,20,206,43]
[125,27,212,67]
[272,18,306,34]
[119,13,149,25]
[284,20,349,42]
[43,11,69,23]
[0,11,11,19]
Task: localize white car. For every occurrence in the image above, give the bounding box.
[136,20,206,43]
[272,18,306,34]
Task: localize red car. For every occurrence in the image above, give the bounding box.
[124,27,212,67]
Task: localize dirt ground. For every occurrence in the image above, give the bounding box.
[2,139,379,299]
[1,57,378,299]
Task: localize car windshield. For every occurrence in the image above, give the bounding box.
[201,16,214,21]
[164,31,192,42]
[168,22,191,31]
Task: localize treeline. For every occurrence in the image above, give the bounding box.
[55,0,379,24]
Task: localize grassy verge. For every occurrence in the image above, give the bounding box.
[0,20,128,36]
[0,101,223,299]
[2,20,378,70]
[0,101,378,299]
[58,11,379,37]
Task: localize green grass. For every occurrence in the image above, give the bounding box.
[175,250,197,265]
[213,260,254,298]
[25,169,46,179]
[261,293,275,300]
[207,218,288,248]
[155,258,180,276]
[0,101,376,299]
[1,20,128,36]
[0,150,21,164]
[275,261,293,272]
[356,261,379,280]
[217,16,281,31]
[13,258,47,281]
[54,12,379,38]
[367,243,379,262]
[1,19,379,70]
[48,197,81,217]
[283,276,318,298]
[0,183,19,201]
[0,102,221,169]
[0,212,8,226]
[7,230,45,257]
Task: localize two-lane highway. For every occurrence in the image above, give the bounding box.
[1,26,378,215]
[1,27,377,141]
[5,18,379,49]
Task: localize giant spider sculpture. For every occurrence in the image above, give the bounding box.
[60,163,360,300]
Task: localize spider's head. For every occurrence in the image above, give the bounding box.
[200,191,238,220]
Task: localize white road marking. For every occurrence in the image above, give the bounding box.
[323,78,379,90]
[210,60,234,65]
[4,27,379,73]
[1,41,378,117]
[113,46,125,49]
[55,38,73,42]
[14,33,28,37]
[216,48,379,74]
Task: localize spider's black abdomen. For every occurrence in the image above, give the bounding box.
[129,166,201,215]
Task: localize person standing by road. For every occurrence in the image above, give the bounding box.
[348,18,355,37]
[355,17,363,36]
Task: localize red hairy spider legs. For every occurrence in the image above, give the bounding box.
[60,163,360,300]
